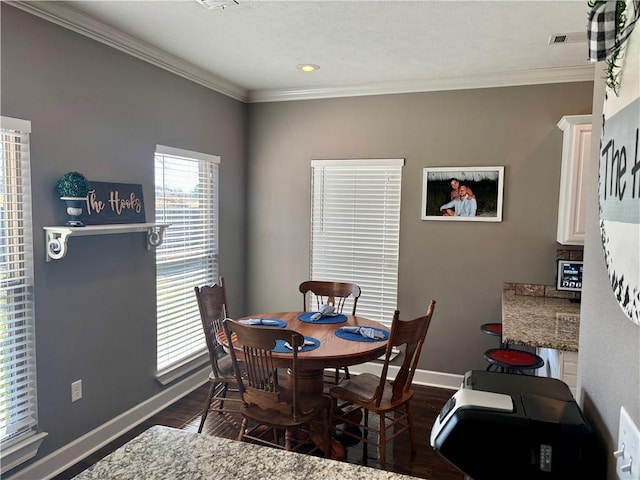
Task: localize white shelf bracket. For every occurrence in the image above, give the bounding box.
[147,224,168,250]
[46,228,73,262]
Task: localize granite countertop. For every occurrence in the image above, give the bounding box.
[72,425,422,480]
[502,289,581,351]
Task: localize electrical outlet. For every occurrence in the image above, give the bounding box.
[71,379,82,402]
[615,406,640,480]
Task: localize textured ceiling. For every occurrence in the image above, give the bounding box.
[18,1,595,102]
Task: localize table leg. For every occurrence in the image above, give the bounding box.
[288,368,324,395]
[285,368,345,460]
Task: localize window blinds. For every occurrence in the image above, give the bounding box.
[0,117,38,447]
[155,146,219,377]
[310,159,403,327]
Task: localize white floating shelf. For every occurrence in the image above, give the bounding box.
[43,223,169,261]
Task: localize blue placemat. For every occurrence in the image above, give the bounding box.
[335,326,389,342]
[298,312,348,324]
[238,318,286,328]
[273,336,320,353]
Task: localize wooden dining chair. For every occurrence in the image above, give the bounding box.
[299,280,361,315]
[194,277,243,433]
[329,300,436,469]
[222,318,330,453]
[299,280,362,383]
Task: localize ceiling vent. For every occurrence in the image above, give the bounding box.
[549,32,588,45]
[196,0,238,10]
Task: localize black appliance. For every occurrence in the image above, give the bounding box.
[556,259,584,292]
[430,370,595,479]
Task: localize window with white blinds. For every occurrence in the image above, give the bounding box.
[310,159,404,327]
[155,145,219,382]
[0,118,39,451]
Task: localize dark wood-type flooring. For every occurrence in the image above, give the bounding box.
[52,380,463,480]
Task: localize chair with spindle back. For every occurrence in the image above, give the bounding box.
[194,277,243,432]
[299,280,361,383]
[329,300,436,469]
[222,318,329,453]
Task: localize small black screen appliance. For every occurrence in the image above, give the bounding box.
[430,370,596,479]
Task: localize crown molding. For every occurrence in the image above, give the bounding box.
[247,64,596,103]
[10,1,249,102]
[11,1,595,105]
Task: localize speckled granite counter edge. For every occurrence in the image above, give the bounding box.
[502,283,580,352]
[72,425,423,480]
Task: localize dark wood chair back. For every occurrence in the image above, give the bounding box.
[193,277,244,432]
[299,280,361,315]
[377,300,436,406]
[328,300,436,468]
[223,319,306,419]
[194,277,230,379]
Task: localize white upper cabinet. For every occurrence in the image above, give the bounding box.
[557,115,592,245]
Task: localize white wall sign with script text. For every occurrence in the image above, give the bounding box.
[599,13,640,325]
[80,181,146,225]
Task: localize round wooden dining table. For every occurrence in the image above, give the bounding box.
[218,311,389,459]
[219,311,389,395]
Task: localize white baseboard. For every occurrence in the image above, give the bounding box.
[5,366,210,480]
[6,364,459,480]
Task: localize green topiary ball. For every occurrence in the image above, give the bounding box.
[56,171,91,198]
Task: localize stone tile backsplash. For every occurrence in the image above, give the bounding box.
[556,248,583,261]
[503,248,583,300]
[504,282,580,300]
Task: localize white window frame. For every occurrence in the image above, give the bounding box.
[154,145,220,385]
[0,116,47,474]
[310,158,404,327]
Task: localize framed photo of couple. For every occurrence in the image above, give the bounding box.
[421,166,504,222]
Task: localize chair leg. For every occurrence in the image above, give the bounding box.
[329,398,337,435]
[334,366,351,384]
[198,382,215,433]
[284,428,292,451]
[218,383,229,412]
[238,417,247,442]
[406,403,416,454]
[379,412,387,469]
[363,408,369,440]
[362,408,369,463]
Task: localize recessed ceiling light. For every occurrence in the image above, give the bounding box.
[196,0,238,10]
[297,64,320,73]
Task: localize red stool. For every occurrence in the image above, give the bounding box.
[480,322,502,337]
[483,348,544,374]
[480,322,506,348]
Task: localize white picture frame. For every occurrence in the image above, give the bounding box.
[421,166,504,222]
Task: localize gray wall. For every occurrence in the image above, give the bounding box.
[247,83,593,374]
[1,4,247,465]
[9,2,635,478]
[579,68,640,477]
